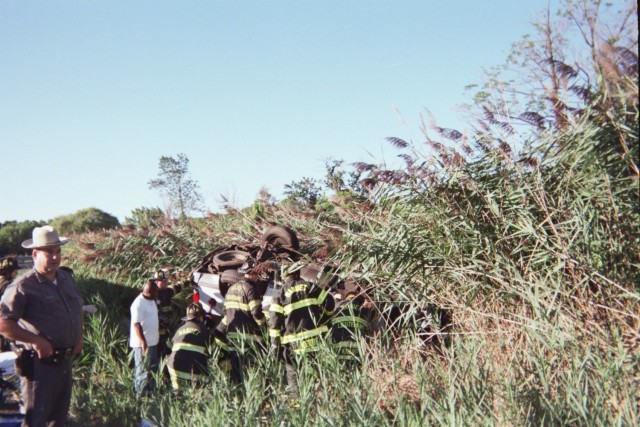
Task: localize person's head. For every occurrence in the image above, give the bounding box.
[0,257,19,280]
[21,225,70,280]
[154,269,168,289]
[142,279,159,300]
[182,303,204,323]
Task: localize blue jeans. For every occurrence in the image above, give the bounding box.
[133,345,158,397]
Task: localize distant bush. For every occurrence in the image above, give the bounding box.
[124,206,165,229]
[50,208,120,235]
[0,220,44,256]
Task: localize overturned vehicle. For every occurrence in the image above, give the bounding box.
[191,225,345,317]
[190,224,452,352]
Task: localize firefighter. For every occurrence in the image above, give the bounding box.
[166,303,214,392]
[155,269,182,358]
[216,267,267,385]
[269,262,335,396]
[330,290,373,366]
[0,257,19,296]
[0,257,19,352]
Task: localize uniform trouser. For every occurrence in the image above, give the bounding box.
[167,368,207,392]
[21,358,73,427]
[283,346,319,397]
[228,338,264,385]
[133,346,159,397]
[157,333,170,359]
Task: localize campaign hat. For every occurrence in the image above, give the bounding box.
[21,225,70,249]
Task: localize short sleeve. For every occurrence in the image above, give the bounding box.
[0,282,26,321]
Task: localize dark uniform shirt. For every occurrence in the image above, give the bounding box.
[330,297,371,360]
[269,279,335,354]
[157,285,180,335]
[167,319,213,387]
[216,280,266,352]
[0,269,83,350]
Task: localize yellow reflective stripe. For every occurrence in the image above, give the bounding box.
[270,304,284,314]
[221,316,228,326]
[317,289,330,304]
[248,300,262,311]
[225,301,251,311]
[292,339,322,354]
[172,342,207,355]
[281,325,328,344]
[269,329,281,338]
[284,298,318,315]
[332,316,367,328]
[215,338,230,351]
[255,316,266,326]
[168,366,206,381]
[285,284,308,298]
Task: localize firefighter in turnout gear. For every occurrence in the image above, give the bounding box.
[330,291,372,365]
[269,262,335,395]
[155,269,182,358]
[167,303,214,392]
[215,267,267,384]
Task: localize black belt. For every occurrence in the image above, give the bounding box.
[18,347,74,364]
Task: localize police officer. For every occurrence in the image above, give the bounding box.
[167,303,214,392]
[0,225,84,426]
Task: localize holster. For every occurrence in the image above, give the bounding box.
[14,348,35,380]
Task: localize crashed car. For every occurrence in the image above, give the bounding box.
[191,225,344,317]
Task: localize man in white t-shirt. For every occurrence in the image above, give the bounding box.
[130,279,159,398]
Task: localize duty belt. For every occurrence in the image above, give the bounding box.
[18,347,74,365]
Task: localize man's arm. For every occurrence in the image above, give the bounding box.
[0,318,54,359]
[133,322,147,354]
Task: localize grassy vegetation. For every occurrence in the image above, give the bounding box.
[55,2,637,424]
[63,102,638,425]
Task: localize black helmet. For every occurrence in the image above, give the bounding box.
[0,257,18,275]
[181,303,204,321]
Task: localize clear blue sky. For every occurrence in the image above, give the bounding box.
[1,0,553,223]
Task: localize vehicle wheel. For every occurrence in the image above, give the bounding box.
[220,269,244,286]
[212,251,250,270]
[261,225,299,251]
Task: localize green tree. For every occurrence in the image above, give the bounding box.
[283,177,323,210]
[124,207,165,229]
[0,220,44,256]
[50,208,120,235]
[148,154,204,219]
[323,158,367,197]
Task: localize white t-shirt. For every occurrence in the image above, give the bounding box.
[129,293,159,348]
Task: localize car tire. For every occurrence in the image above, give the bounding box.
[261,225,299,251]
[212,250,250,270]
